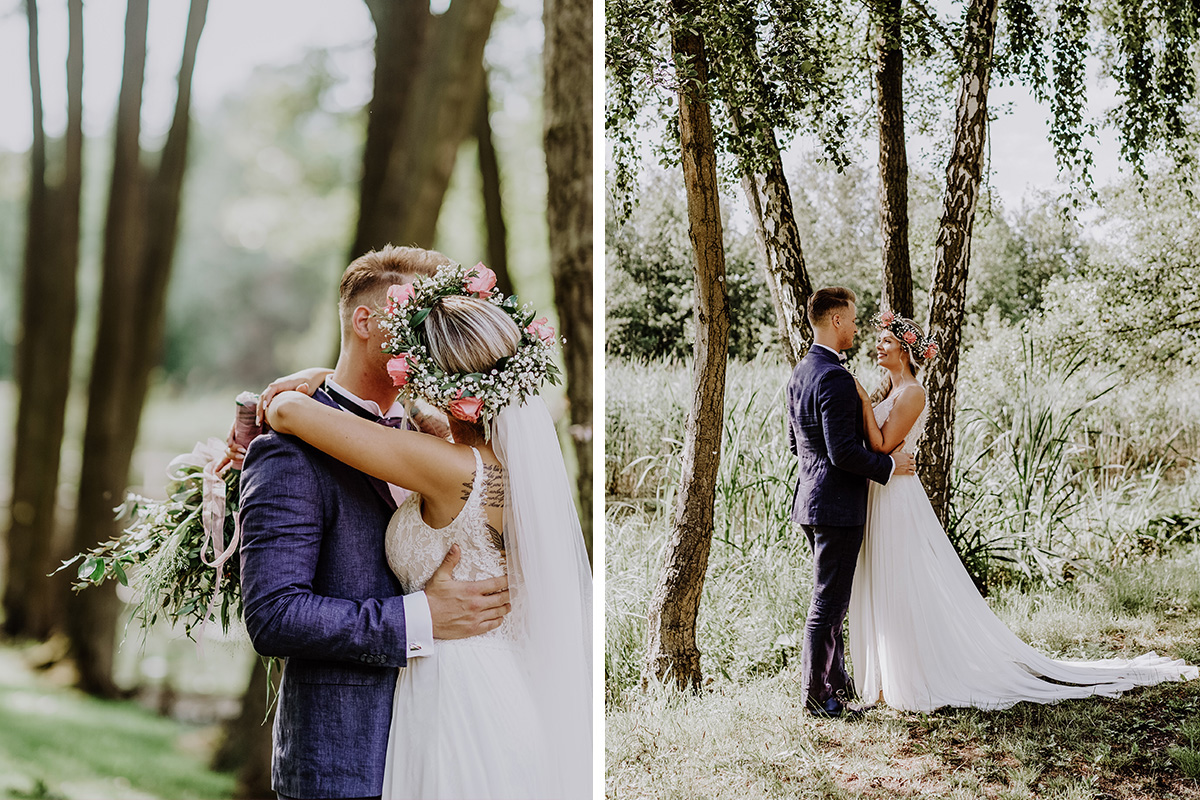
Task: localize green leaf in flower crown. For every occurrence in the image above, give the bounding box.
[493,355,511,372]
[410,307,432,328]
[112,560,128,587]
[501,295,520,311]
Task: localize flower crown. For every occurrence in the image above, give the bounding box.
[872,309,938,361]
[378,262,561,432]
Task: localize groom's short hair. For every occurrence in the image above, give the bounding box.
[808,287,857,326]
[339,245,451,324]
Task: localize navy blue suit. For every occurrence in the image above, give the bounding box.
[240,389,404,799]
[786,345,893,708]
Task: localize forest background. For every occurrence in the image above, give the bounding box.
[605,0,1200,797]
[0,0,592,797]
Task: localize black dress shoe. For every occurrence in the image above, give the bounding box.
[806,696,867,719]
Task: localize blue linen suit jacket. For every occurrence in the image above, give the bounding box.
[787,346,894,526]
[239,389,405,799]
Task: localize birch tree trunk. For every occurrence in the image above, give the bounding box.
[731,112,813,367]
[3,0,82,640]
[644,0,730,690]
[67,0,208,696]
[876,0,914,318]
[544,0,593,557]
[918,0,1000,525]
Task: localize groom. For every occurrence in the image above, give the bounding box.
[239,245,511,800]
[787,287,915,717]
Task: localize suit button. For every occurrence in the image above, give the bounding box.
[358,654,369,663]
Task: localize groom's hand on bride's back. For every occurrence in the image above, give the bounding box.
[892,451,916,475]
[425,543,511,639]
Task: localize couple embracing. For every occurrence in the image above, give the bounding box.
[237,246,591,799]
[789,287,1196,717]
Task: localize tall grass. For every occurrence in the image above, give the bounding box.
[606,341,1200,702]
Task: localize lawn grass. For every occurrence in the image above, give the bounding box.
[0,645,235,800]
[607,545,1200,800]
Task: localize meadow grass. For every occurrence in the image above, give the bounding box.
[0,644,235,800]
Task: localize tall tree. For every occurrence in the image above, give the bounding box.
[3,0,83,640]
[643,0,730,691]
[917,0,999,526]
[544,0,593,556]
[874,0,914,318]
[476,73,513,296]
[350,0,499,258]
[67,0,208,696]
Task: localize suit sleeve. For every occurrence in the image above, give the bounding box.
[818,369,894,485]
[239,435,408,667]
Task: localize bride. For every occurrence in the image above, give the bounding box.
[262,263,591,798]
[848,311,1197,713]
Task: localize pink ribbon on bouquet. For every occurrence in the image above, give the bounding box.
[190,392,264,648]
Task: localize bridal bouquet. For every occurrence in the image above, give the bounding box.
[59,392,264,639]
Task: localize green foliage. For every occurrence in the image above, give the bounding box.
[58,444,243,639]
[605,173,775,361]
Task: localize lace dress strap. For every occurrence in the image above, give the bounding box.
[466,446,485,507]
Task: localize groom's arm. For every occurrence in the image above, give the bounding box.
[239,435,410,668]
[818,369,895,485]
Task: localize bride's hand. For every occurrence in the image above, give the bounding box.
[263,390,312,435]
[854,378,870,403]
[257,367,334,425]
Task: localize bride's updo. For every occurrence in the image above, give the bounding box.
[423,295,522,379]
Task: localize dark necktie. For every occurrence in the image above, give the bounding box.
[324,385,411,430]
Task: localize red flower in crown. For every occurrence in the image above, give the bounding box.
[879,309,896,327]
[903,330,918,345]
[922,343,938,359]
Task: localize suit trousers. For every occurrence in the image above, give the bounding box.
[800,523,864,708]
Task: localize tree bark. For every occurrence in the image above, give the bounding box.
[730,111,812,367]
[876,0,913,318]
[351,0,498,257]
[644,1,730,691]
[67,0,208,696]
[918,0,999,526]
[476,72,513,296]
[3,0,82,640]
[544,0,593,559]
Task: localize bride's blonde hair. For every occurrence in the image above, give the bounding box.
[869,315,928,406]
[423,295,522,381]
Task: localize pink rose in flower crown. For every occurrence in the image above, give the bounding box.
[903,330,918,345]
[448,391,484,422]
[879,309,896,326]
[386,283,416,314]
[463,263,497,297]
[922,343,938,359]
[526,316,555,345]
[387,354,413,387]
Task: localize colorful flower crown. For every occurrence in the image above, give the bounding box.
[378,262,561,432]
[872,309,938,361]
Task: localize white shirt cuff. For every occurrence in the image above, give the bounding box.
[887,456,897,481]
[402,591,434,658]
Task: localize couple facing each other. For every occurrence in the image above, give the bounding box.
[788,286,1197,718]
[237,246,591,799]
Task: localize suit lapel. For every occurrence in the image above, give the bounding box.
[314,388,399,512]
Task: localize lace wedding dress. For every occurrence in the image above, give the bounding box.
[848,392,1198,713]
[380,447,553,799]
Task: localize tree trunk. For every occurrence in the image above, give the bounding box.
[351,0,498,257]
[644,2,730,691]
[211,658,279,799]
[876,0,913,318]
[67,0,208,696]
[544,0,593,560]
[476,72,513,296]
[918,0,999,526]
[730,111,812,367]
[3,0,82,640]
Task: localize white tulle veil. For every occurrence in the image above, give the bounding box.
[491,396,592,798]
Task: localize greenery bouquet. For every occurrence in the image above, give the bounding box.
[58,392,265,639]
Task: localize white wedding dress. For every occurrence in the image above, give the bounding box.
[380,447,554,799]
[849,392,1198,713]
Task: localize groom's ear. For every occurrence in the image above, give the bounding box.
[351,305,374,340]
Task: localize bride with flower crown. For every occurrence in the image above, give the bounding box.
[847,311,1197,713]
[260,263,591,798]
